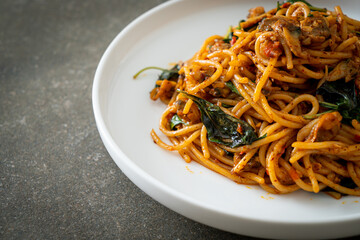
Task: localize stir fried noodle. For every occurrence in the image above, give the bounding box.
[135,1,360,198]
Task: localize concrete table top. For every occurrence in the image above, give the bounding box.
[0,0,359,239]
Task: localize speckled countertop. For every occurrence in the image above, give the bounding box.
[0,1,359,239]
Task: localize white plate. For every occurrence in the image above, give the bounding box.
[92,0,360,239]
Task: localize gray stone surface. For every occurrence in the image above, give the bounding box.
[0,0,359,239]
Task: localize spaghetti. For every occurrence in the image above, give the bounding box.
[135,1,360,198]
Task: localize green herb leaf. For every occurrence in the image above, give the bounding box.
[319,102,338,110]
[237,19,245,30]
[158,64,180,80]
[317,80,360,123]
[225,81,242,96]
[302,110,335,120]
[133,65,180,80]
[221,103,235,108]
[180,91,260,148]
[170,114,185,130]
[223,26,238,43]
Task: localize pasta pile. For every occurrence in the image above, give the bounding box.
[137,1,360,198]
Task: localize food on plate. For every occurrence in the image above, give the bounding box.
[135,0,360,198]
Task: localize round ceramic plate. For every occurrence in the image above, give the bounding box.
[92,0,360,239]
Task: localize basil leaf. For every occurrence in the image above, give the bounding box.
[221,103,235,108]
[158,64,180,80]
[225,81,242,96]
[170,114,185,130]
[302,110,335,120]
[133,65,180,81]
[180,91,260,148]
[317,80,360,123]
